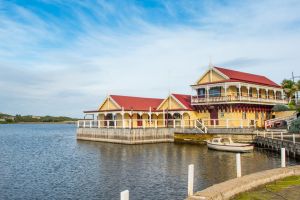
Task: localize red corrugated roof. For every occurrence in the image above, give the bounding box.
[214,67,281,88]
[172,94,194,110]
[110,95,164,111]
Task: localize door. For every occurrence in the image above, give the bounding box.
[137,114,143,127]
[210,109,219,126]
[104,114,114,127]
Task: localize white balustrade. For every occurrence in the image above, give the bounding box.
[77,118,256,130]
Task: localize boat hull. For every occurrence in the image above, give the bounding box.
[207,142,254,153]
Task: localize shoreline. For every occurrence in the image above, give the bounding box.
[0,121,76,124]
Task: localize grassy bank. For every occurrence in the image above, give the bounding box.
[233,176,300,200]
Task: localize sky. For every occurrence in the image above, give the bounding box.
[0,0,300,117]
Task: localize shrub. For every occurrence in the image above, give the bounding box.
[289,118,300,133]
[5,119,14,123]
[272,104,290,112]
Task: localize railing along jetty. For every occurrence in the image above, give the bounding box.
[256,131,300,158]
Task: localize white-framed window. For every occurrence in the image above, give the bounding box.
[242,112,247,119]
[209,87,221,97]
[220,112,225,118]
[197,88,206,97]
[255,112,259,120]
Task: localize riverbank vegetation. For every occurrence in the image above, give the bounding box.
[281,79,300,111]
[0,113,78,124]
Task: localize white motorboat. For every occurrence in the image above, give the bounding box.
[207,137,254,153]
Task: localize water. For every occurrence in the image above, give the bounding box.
[0,124,298,200]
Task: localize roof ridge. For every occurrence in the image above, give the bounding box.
[110,94,163,100]
[171,93,190,96]
[214,66,267,78]
[214,66,280,87]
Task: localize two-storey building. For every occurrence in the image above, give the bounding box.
[191,66,287,128]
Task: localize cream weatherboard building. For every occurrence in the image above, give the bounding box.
[81,66,288,130]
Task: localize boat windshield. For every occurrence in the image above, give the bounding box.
[221,138,231,144]
[212,138,220,143]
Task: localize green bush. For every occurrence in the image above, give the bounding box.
[5,119,14,123]
[289,118,300,133]
[272,104,290,112]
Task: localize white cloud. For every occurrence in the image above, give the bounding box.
[0,0,300,117]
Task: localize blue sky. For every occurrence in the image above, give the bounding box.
[1,0,300,117]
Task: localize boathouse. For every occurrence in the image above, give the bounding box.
[77,65,288,143]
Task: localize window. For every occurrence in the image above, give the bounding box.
[255,112,259,120]
[209,87,221,97]
[266,112,271,120]
[242,112,247,119]
[220,112,225,118]
[197,88,206,97]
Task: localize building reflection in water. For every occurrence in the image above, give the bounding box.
[76,140,297,199]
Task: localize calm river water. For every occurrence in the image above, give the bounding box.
[0,124,299,200]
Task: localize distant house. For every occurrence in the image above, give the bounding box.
[3,116,15,121]
[31,116,41,119]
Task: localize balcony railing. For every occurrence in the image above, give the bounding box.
[191,95,288,105]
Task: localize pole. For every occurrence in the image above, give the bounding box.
[293,134,296,144]
[188,164,194,196]
[281,132,283,141]
[281,148,286,168]
[120,190,129,200]
[236,153,241,178]
[271,132,273,139]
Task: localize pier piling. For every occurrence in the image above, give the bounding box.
[188,164,194,196]
[281,148,286,168]
[121,190,129,200]
[236,153,242,178]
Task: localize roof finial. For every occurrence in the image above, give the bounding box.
[209,56,213,69]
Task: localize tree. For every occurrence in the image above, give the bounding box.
[281,79,297,104]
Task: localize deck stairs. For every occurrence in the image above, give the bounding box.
[194,120,208,133]
[177,120,207,134]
